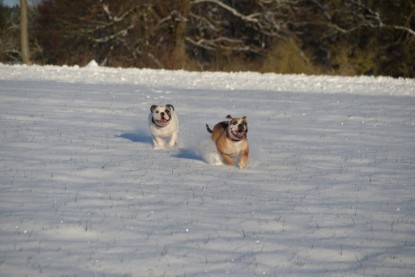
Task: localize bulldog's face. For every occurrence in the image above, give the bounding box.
[227,115,248,140]
[150,104,175,127]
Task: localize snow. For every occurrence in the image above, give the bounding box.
[0,63,414,277]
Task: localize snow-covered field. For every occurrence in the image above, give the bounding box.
[1,63,414,277]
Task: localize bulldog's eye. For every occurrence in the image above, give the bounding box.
[155,111,159,113]
[232,121,237,125]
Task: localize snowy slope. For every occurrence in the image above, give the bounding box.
[1,63,414,277]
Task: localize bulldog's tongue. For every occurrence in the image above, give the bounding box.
[156,119,168,125]
[232,131,246,139]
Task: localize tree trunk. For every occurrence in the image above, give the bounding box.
[20,0,31,64]
[171,0,190,69]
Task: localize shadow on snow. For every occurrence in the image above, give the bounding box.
[116,132,205,163]
[173,148,205,162]
[116,132,152,144]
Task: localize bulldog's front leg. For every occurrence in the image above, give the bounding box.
[221,153,235,166]
[152,136,165,149]
[167,132,178,148]
[238,148,249,168]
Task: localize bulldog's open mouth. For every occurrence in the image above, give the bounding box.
[155,118,169,126]
[232,130,246,140]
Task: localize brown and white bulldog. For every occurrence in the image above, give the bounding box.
[206,115,249,168]
[148,104,179,149]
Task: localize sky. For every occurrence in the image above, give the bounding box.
[2,0,40,6]
[3,0,19,6]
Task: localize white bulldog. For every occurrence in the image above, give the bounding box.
[148,104,179,149]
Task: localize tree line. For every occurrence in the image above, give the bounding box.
[1,0,414,77]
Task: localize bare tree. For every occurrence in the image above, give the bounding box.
[306,0,415,37]
[20,0,31,64]
[170,0,191,68]
[188,0,294,54]
[33,0,414,76]
[0,3,20,62]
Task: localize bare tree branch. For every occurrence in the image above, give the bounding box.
[186,36,261,53]
[307,0,415,38]
[192,0,259,23]
[390,25,415,36]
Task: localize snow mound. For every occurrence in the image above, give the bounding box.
[85,59,99,68]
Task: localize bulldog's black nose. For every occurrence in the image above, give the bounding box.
[238,124,244,131]
[161,112,165,116]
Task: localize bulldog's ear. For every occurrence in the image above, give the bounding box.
[166,104,175,111]
[242,116,247,120]
[150,105,157,112]
[226,115,232,119]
